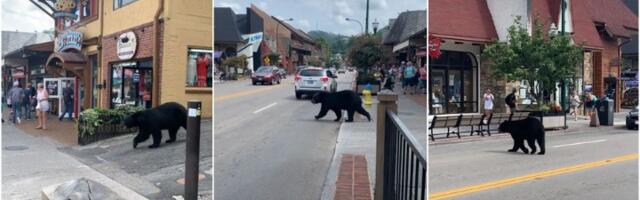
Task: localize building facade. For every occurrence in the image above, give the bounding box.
[34,0,212,117]
[429,0,637,115]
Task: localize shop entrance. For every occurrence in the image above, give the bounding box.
[111,60,153,109]
[429,50,478,114]
[43,77,78,118]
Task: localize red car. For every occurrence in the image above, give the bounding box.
[252,66,281,85]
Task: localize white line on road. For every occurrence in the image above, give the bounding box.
[552,139,607,148]
[253,102,278,114]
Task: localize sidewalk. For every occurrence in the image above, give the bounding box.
[321,89,426,200]
[3,108,77,145]
[2,124,147,200]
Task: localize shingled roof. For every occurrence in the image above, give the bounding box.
[272,16,315,44]
[383,10,426,45]
[571,0,638,49]
[214,7,244,44]
[2,31,53,57]
[429,0,497,42]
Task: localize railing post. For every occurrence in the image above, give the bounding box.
[185,101,201,200]
[375,90,398,200]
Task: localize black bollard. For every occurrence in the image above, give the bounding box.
[185,100,201,200]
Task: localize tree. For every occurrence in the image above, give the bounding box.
[314,37,331,61]
[347,35,383,74]
[266,53,280,66]
[483,16,583,106]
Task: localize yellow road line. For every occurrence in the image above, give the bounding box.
[429,153,639,200]
[214,84,288,102]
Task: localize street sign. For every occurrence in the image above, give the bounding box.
[264,56,270,65]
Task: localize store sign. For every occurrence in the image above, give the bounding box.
[53,0,78,19]
[117,31,137,60]
[55,31,83,52]
[429,35,442,59]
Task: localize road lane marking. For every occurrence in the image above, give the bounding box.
[253,103,278,114]
[215,84,288,102]
[429,153,639,200]
[552,139,607,148]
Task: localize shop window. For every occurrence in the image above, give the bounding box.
[60,0,97,29]
[429,50,479,114]
[111,60,153,109]
[186,49,213,88]
[114,0,138,10]
[90,55,98,107]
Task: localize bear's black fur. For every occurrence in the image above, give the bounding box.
[311,90,371,122]
[499,117,546,155]
[124,102,187,148]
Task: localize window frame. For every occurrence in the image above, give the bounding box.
[186,48,213,88]
[113,0,139,10]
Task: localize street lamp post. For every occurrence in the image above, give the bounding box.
[276,18,294,65]
[365,0,370,34]
[560,0,568,112]
[372,19,379,34]
[346,18,364,34]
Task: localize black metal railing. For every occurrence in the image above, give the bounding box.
[383,110,427,200]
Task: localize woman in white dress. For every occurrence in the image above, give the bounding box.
[483,88,494,122]
[35,83,49,130]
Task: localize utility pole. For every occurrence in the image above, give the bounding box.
[560,0,567,113]
[365,0,370,35]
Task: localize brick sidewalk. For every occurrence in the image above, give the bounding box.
[3,109,77,146]
[334,154,372,200]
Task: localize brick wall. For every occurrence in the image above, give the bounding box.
[100,22,164,108]
[592,40,623,111]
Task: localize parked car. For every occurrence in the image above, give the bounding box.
[252,66,281,85]
[626,106,638,130]
[294,67,338,99]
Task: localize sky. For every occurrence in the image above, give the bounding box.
[1,0,54,32]
[214,0,426,36]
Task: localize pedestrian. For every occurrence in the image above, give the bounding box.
[403,61,416,95]
[23,82,35,120]
[59,82,74,121]
[483,88,494,122]
[419,64,427,94]
[569,92,581,121]
[505,88,517,114]
[35,83,49,130]
[8,81,24,124]
[412,66,420,94]
[584,92,597,118]
[400,61,407,89]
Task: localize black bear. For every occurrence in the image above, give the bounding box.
[499,117,546,155]
[311,90,371,122]
[124,102,187,148]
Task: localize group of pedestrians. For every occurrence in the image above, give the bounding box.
[5,81,75,130]
[388,61,427,95]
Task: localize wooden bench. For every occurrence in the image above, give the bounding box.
[428,115,461,141]
[484,113,512,136]
[466,114,486,136]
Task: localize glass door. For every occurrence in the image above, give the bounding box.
[430,69,446,114]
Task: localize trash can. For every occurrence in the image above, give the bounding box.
[596,96,614,126]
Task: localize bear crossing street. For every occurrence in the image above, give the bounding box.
[498,117,546,155]
[124,102,188,149]
[311,90,371,122]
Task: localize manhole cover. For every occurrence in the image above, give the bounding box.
[4,146,28,151]
[176,174,206,185]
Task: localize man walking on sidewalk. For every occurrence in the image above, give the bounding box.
[59,82,74,121]
[23,82,35,120]
[505,88,517,114]
[8,81,24,124]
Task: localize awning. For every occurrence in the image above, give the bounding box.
[393,40,410,52]
[46,51,87,71]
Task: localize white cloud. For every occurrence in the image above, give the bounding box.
[257,1,269,11]
[218,2,243,13]
[2,0,54,32]
[297,19,312,29]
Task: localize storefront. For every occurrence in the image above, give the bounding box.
[429,50,479,114]
[110,60,153,108]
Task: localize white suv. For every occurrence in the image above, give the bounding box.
[294,67,337,99]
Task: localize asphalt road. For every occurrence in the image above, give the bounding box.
[429,125,638,200]
[214,72,357,200]
[60,120,213,200]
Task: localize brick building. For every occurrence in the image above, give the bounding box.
[429,0,637,115]
[32,0,212,117]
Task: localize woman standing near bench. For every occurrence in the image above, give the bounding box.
[483,88,494,123]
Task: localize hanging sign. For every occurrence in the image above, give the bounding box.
[117,31,137,60]
[429,35,442,59]
[53,0,78,19]
[55,31,83,52]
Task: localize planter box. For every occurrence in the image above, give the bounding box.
[78,123,137,145]
[355,81,381,95]
[521,110,567,130]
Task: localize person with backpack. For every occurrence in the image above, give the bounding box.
[23,82,35,120]
[505,88,517,114]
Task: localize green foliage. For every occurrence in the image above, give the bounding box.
[483,16,583,105]
[77,105,143,137]
[307,57,322,67]
[222,55,248,69]
[314,37,332,61]
[348,35,383,72]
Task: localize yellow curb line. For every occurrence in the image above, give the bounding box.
[429,153,639,200]
[214,84,288,102]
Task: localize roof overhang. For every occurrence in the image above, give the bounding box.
[46,51,87,71]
